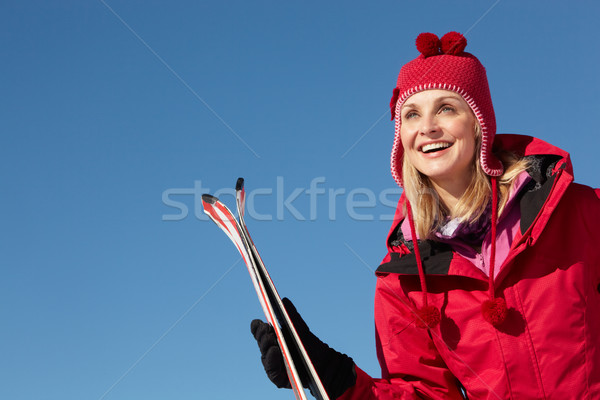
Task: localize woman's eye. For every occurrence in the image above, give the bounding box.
[440,105,455,113]
[404,111,418,119]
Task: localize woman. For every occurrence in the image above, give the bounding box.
[251,32,600,399]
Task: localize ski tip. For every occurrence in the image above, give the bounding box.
[235,177,245,191]
[201,194,218,204]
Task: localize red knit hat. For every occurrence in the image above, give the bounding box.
[389,32,503,187]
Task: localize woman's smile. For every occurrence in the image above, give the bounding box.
[419,141,454,154]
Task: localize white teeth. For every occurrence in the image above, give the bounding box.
[421,142,451,153]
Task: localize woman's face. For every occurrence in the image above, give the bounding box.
[400,89,477,189]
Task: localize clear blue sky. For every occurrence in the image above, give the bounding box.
[1,1,599,399]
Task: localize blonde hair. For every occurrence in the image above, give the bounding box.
[402,124,530,239]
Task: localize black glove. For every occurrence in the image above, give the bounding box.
[250,317,293,389]
[250,298,357,399]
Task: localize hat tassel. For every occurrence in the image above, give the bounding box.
[481,177,507,326]
[406,201,441,329]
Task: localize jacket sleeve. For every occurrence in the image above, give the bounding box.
[337,274,463,400]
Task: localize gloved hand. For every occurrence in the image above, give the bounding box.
[250,298,356,399]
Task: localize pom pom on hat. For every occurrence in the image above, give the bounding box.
[481,298,507,326]
[415,32,441,57]
[440,31,467,55]
[415,305,441,329]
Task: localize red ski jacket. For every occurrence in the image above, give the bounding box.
[339,135,600,399]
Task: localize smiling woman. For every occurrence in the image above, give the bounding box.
[400,90,478,214]
[399,89,530,240]
[250,31,600,400]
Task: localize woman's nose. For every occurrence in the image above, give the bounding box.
[418,115,439,136]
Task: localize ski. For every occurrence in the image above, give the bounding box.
[201,178,329,400]
[234,178,329,399]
